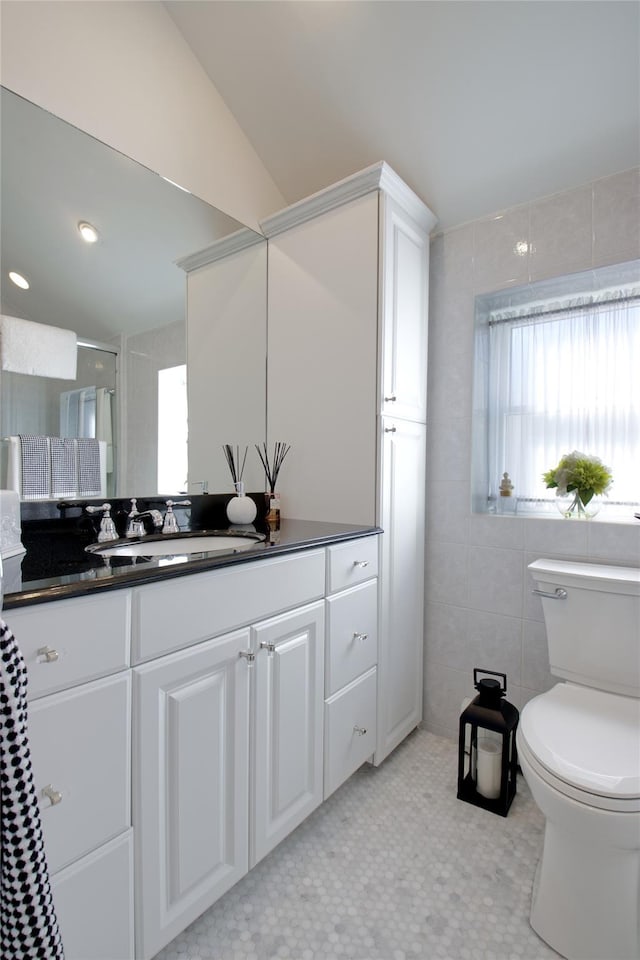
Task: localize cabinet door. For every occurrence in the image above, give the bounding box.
[28,672,131,874]
[376,418,426,763]
[324,667,377,799]
[133,629,251,960]
[325,579,378,697]
[251,601,325,867]
[380,194,429,423]
[52,831,134,960]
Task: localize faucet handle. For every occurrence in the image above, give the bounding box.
[86,503,118,543]
[162,499,190,535]
[86,502,111,515]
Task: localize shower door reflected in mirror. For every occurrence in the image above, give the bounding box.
[1,342,118,497]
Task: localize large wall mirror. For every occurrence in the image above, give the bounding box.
[0,86,267,500]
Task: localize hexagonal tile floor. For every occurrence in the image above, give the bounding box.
[155,730,557,960]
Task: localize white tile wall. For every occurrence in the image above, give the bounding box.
[425,167,640,739]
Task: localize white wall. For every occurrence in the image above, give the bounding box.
[424,167,640,739]
[0,0,284,231]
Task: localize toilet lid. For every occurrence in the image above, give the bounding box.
[520,684,640,799]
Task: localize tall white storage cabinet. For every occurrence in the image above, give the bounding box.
[262,163,436,764]
[181,229,267,495]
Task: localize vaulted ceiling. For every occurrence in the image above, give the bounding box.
[166,0,640,231]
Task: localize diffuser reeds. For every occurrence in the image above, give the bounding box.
[222,444,248,487]
[255,442,291,493]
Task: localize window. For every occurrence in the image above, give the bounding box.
[157,364,188,494]
[473,261,640,519]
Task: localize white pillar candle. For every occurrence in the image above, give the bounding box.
[476,738,502,799]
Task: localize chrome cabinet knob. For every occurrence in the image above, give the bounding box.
[352,632,368,643]
[353,560,369,568]
[42,784,63,806]
[260,641,276,656]
[37,646,59,663]
[353,725,367,736]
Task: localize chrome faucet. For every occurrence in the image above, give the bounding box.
[162,499,191,534]
[86,503,118,542]
[126,499,144,538]
[126,498,163,537]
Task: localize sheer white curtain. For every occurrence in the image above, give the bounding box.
[488,293,640,513]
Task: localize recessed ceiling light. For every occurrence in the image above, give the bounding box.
[9,270,29,289]
[78,221,99,243]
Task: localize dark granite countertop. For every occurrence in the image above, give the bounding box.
[4,513,381,610]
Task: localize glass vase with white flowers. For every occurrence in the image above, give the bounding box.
[543,451,612,519]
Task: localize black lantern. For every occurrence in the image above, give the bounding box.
[457,669,519,817]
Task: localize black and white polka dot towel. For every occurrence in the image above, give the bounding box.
[0,618,64,959]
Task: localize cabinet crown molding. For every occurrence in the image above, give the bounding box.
[176,226,265,273]
[260,162,437,238]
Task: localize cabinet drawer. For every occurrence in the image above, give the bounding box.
[327,536,378,594]
[28,672,131,874]
[7,591,130,700]
[324,667,377,799]
[132,550,326,663]
[325,580,378,696]
[53,830,134,960]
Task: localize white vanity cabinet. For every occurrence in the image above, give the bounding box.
[251,601,325,866]
[131,550,327,960]
[7,592,134,960]
[324,537,379,798]
[7,531,379,960]
[263,162,436,765]
[133,627,251,960]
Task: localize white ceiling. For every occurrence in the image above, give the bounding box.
[166,0,640,232]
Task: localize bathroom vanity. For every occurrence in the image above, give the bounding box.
[4,520,380,960]
[2,152,435,960]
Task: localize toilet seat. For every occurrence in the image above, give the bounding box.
[519,683,640,812]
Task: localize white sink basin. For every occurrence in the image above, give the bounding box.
[89,533,263,558]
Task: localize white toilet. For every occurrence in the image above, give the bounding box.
[518,558,640,960]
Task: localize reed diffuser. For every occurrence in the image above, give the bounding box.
[222,444,256,524]
[255,442,291,529]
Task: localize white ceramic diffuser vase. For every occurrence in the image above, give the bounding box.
[226,482,257,525]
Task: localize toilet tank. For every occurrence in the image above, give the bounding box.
[528,558,640,698]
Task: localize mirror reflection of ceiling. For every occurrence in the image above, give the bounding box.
[0,86,258,342]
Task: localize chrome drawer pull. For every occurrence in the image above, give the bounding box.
[384,394,397,402]
[42,784,63,806]
[37,646,59,663]
[353,560,369,568]
[352,632,368,643]
[238,650,255,664]
[353,725,367,736]
[260,641,276,656]
[532,587,567,600]
[384,426,397,433]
